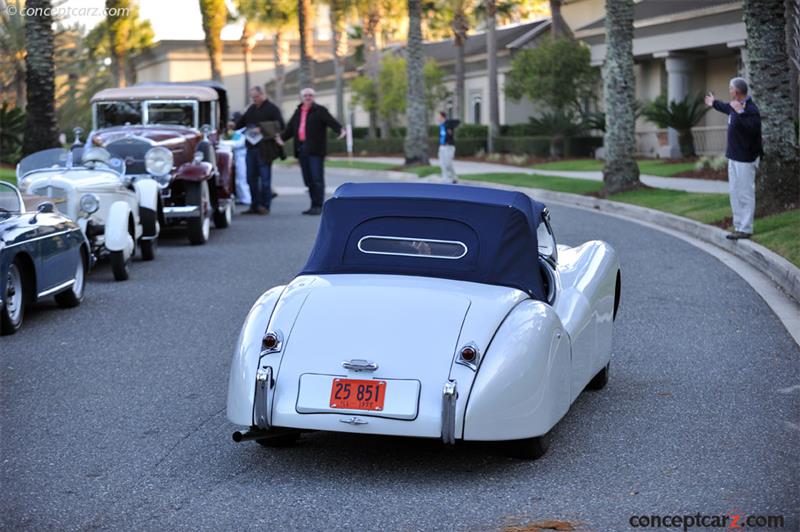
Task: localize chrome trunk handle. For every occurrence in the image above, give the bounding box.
[341,359,379,372]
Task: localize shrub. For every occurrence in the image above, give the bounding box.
[641,93,709,157]
[0,103,25,165]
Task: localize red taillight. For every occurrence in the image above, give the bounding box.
[262,332,279,350]
[460,346,477,362]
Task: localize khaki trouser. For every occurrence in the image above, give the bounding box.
[438,145,457,183]
[728,158,758,234]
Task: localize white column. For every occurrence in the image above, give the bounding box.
[664,56,693,159]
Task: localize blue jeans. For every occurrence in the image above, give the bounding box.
[298,143,325,208]
[246,147,272,210]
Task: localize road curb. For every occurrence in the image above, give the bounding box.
[369,169,800,304]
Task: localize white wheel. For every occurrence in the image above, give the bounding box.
[1,261,25,334]
[214,199,232,229]
[187,181,211,245]
[55,252,86,307]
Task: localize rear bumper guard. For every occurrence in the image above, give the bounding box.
[441,380,457,445]
[254,367,274,429]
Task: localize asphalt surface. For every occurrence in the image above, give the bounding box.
[2,165,798,531]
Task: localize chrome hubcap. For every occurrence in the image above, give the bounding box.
[202,182,211,240]
[5,264,22,322]
[73,257,84,297]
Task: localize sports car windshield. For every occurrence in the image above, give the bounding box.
[0,182,22,214]
[96,101,143,128]
[17,148,71,177]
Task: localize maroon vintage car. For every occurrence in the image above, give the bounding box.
[89,82,235,245]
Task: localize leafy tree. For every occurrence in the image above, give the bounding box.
[198,0,227,82]
[528,109,586,157]
[0,103,25,164]
[87,4,153,87]
[505,38,597,113]
[424,59,450,117]
[601,0,640,193]
[0,0,27,107]
[641,93,709,158]
[379,55,407,125]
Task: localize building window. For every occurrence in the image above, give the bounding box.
[472,96,482,124]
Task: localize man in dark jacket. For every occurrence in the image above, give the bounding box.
[235,86,284,215]
[277,88,345,215]
[436,111,461,183]
[705,77,763,239]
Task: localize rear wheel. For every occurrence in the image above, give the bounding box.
[138,208,158,261]
[587,362,609,390]
[502,432,551,460]
[1,260,25,335]
[110,250,130,281]
[55,251,86,307]
[186,181,211,245]
[213,198,232,229]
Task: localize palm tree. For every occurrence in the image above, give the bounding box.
[94,3,153,87]
[549,0,570,38]
[404,0,429,165]
[484,0,499,152]
[105,0,130,87]
[742,0,800,214]
[450,0,471,122]
[297,0,314,89]
[0,0,27,108]
[236,0,264,102]
[641,93,709,158]
[23,0,59,156]
[262,0,295,107]
[199,0,227,82]
[601,0,640,194]
[328,0,350,123]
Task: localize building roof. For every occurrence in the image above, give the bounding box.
[576,0,740,32]
[268,19,550,90]
[91,85,219,103]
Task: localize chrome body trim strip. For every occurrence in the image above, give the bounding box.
[441,380,458,445]
[163,205,201,218]
[3,228,79,249]
[37,278,75,299]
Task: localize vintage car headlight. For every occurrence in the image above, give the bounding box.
[80,193,100,214]
[144,147,174,178]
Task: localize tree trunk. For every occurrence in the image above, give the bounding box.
[602,0,640,193]
[106,0,129,87]
[14,63,27,109]
[199,0,225,82]
[330,0,348,123]
[485,0,500,152]
[241,21,255,105]
[549,0,572,39]
[23,0,59,156]
[743,0,800,214]
[274,31,287,107]
[404,0,430,166]
[298,0,314,89]
[363,4,382,139]
[452,11,468,122]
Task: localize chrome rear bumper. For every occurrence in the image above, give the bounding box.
[163,205,201,219]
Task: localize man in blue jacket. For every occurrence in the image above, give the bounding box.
[705,77,763,240]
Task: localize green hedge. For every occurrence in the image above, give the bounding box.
[493,136,552,157]
[565,136,604,157]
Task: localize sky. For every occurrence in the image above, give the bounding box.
[62,0,220,41]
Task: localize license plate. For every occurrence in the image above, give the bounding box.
[329,378,386,411]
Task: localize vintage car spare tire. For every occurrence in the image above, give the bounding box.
[1,259,26,335]
[186,180,211,245]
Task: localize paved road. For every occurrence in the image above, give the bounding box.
[2,166,797,531]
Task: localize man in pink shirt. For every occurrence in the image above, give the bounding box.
[277,88,345,215]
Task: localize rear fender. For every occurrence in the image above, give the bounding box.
[463,300,571,441]
[226,285,286,426]
[105,201,134,257]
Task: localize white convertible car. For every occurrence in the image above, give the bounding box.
[227,183,621,458]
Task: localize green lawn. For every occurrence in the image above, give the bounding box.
[461,171,798,267]
[280,159,440,177]
[0,167,15,185]
[461,173,604,195]
[531,159,699,177]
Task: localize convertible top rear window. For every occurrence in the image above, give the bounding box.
[358,236,468,259]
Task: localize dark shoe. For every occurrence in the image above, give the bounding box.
[242,208,259,215]
[257,206,270,215]
[302,207,322,215]
[726,231,752,240]
[271,190,278,199]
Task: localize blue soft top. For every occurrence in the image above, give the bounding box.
[300,182,547,299]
